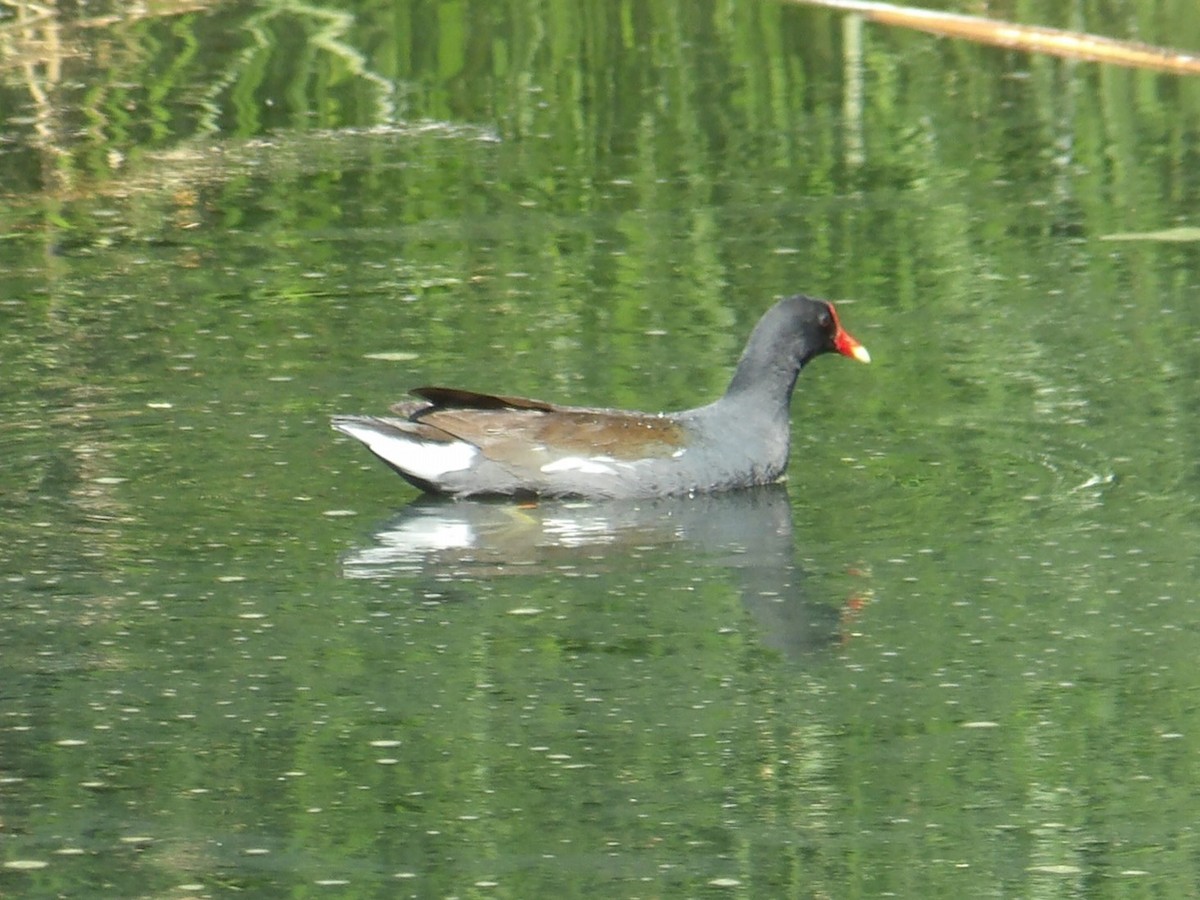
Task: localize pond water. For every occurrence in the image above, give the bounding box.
[2,1,1200,896]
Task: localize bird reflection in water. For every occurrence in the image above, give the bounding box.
[339,485,870,660]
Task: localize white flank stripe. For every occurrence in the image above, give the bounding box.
[337,422,477,480]
[540,456,618,476]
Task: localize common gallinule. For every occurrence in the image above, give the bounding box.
[332,294,870,498]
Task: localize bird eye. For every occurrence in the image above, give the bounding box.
[818,311,832,329]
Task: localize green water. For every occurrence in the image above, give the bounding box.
[2,1,1199,896]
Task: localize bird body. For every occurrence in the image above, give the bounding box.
[332,295,869,499]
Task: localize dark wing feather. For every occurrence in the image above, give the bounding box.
[410,386,556,412]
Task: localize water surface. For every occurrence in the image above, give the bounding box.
[2,1,1199,896]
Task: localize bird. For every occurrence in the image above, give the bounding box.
[331,294,870,499]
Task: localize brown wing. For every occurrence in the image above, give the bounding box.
[394,386,686,468]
